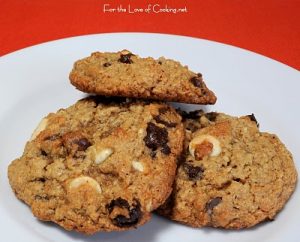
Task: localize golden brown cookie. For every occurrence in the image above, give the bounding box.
[69,50,217,104]
[157,111,297,229]
[8,96,184,234]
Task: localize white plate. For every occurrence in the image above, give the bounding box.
[0,33,299,242]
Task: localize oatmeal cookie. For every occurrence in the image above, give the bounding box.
[8,96,184,234]
[157,111,297,229]
[69,50,216,104]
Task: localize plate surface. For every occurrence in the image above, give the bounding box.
[0,33,299,242]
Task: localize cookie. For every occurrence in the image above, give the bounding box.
[8,96,184,234]
[69,50,217,104]
[157,111,297,229]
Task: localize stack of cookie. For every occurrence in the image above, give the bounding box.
[8,50,297,234]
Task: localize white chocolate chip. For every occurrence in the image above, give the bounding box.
[94,148,113,164]
[30,117,48,141]
[132,160,144,172]
[189,134,221,159]
[69,176,101,193]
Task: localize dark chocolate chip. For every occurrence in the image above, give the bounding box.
[107,198,141,227]
[75,138,91,151]
[190,76,204,88]
[218,180,232,189]
[144,122,169,152]
[62,132,91,155]
[185,121,200,132]
[233,177,246,184]
[205,197,222,213]
[37,177,46,182]
[187,110,203,119]
[233,177,241,182]
[183,162,204,180]
[118,53,133,64]
[158,61,162,65]
[113,204,141,227]
[205,112,219,122]
[161,145,171,155]
[247,113,259,127]
[107,197,130,213]
[41,150,48,156]
[197,73,202,77]
[150,150,157,159]
[103,62,111,67]
[177,109,203,120]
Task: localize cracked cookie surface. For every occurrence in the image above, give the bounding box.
[8,96,184,234]
[69,50,217,104]
[157,111,297,229]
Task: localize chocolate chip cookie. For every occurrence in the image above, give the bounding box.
[69,50,217,104]
[8,96,184,234]
[157,111,297,229]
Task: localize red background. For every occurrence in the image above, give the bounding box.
[0,0,299,70]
